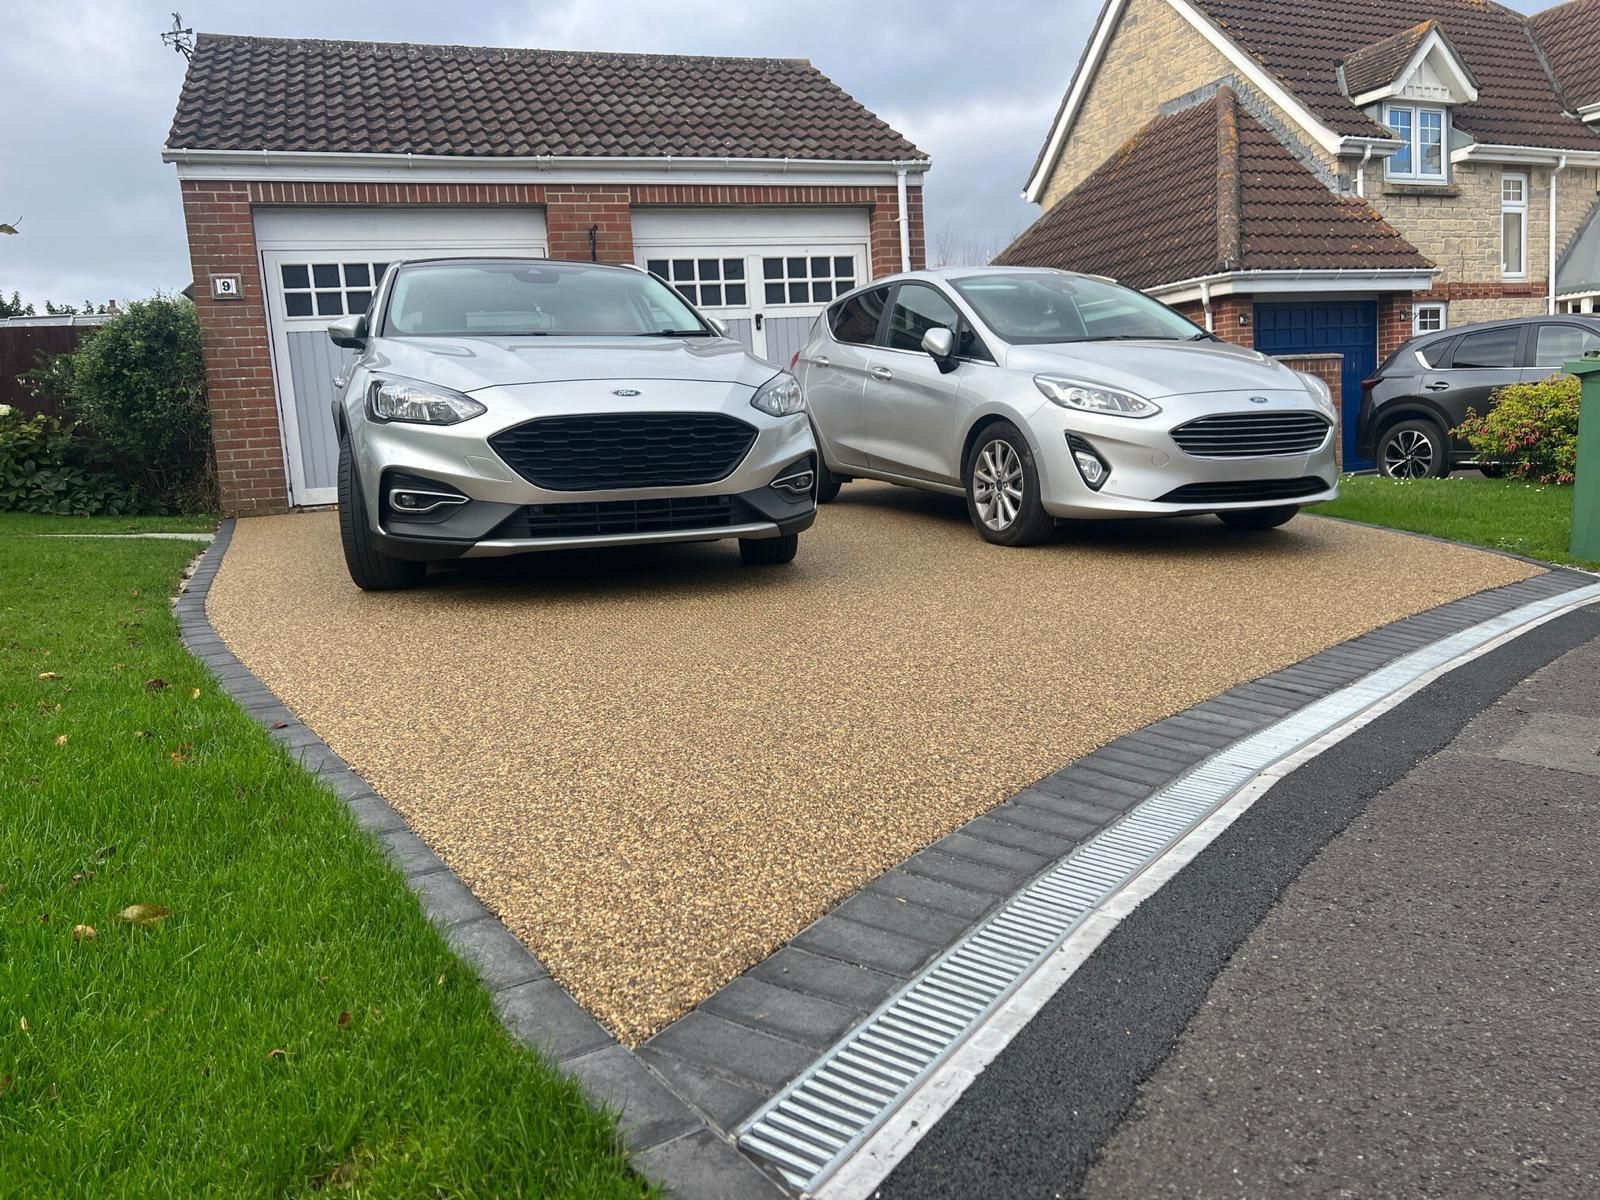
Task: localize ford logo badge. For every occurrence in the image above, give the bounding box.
[1248,395,1270,404]
[612,389,641,397]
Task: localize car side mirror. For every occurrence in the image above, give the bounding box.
[707,317,729,338]
[922,326,957,373]
[328,313,368,349]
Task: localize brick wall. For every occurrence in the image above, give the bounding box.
[179,178,925,514]
[1174,295,1255,345]
[1273,352,1343,470]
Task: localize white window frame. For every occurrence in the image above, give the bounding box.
[1412,302,1446,335]
[1501,172,1529,280]
[1384,104,1449,183]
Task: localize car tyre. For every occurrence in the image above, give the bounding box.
[1378,419,1447,479]
[1217,505,1300,531]
[338,439,427,591]
[815,457,844,504]
[964,422,1054,547]
[740,533,799,565]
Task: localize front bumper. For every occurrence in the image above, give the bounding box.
[1030,400,1340,519]
[349,386,817,560]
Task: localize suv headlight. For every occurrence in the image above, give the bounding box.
[1034,375,1160,418]
[1297,371,1336,417]
[367,376,487,425]
[751,373,806,417]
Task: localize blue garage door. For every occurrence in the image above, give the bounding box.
[1253,301,1377,470]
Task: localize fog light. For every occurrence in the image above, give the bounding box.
[771,468,815,497]
[1066,434,1110,491]
[388,488,468,515]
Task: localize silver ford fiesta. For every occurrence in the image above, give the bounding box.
[326,258,816,589]
[797,267,1339,546]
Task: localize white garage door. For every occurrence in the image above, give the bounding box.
[632,208,871,366]
[255,207,547,506]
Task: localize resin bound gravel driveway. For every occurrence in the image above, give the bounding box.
[206,485,1535,1043]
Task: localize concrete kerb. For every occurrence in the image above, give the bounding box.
[177,516,1597,1199]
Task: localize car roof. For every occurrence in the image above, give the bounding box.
[1413,312,1600,345]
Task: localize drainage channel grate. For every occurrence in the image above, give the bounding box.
[737,580,1600,1194]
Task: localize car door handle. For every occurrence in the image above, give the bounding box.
[870,366,894,381]
[1424,381,1451,391]
[814,355,830,368]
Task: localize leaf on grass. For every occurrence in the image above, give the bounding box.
[266,1048,286,1061]
[37,672,60,681]
[72,924,96,942]
[336,1010,351,1029]
[190,688,201,700]
[95,845,116,861]
[70,871,95,888]
[18,1017,27,1033]
[131,589,141,598]
[316,975,328,988]
[143,678,169,692]
[54,735,68,747]
[114,903,170,928]
[134,730,150,739]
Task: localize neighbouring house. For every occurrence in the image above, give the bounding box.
[164,35,928,513]
[1000,0,1600,468]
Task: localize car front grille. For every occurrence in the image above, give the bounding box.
[1157,477,1330,504]
[488,495,736,539]
[1170,412,1331,458]
[488,413,759,491]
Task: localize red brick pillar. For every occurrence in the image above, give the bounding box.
[869,184,924,279]
[545,187,634,264]
[1272,352,1344,470]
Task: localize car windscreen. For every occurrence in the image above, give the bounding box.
[950,274,1203,345]
[382,261,708,337]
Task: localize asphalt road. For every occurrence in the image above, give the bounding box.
[878,604,1600,1200]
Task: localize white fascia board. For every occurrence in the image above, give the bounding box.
[1021,0,1129,203]
[1148,267,1437,304]
[1450,143,1600,167]
[164,148,928,188]
[1164,0,1347,156]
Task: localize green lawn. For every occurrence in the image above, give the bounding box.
[1318,475,1598,570]
[0,516,647,1199]
[0,512,221,535]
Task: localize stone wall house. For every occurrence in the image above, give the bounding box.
[1003,0,1600,469]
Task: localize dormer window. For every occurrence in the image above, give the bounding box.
[1385,105,1447,182]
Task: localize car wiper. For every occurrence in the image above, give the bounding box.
[1188,331,1220,341]
[639,329,713,337]
[1079,334,1182,341]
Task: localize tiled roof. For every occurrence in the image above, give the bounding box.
[997,88,1430,288]
[1530,0,1600,115]
[1188,0,1600,150]
[1557,200,1600,297]
[166,33,925,162]
[1340,21,1437,100]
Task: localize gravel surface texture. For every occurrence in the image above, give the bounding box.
[1082,630,1600,1200]
[205,487,1535,1041]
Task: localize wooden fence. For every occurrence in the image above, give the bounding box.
[0,321,105,418]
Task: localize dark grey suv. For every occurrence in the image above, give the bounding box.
[1356,314,1600,478]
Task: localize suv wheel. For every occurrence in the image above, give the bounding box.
[338,440,427,591]
[964,422,1054,546]
[740,534,799,565]
[1378,420,1446,479]
[1217,505,1300,531]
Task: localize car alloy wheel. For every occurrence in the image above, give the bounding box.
[1382,427,1436,479]
[972,438,1025,531]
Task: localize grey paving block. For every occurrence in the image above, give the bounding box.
[831,890,973,948]
[701,976,863,1050]
[865,867,1002,921]
[747,946,904,1013]
[961,813,1080,862]
[1029,772,1145,812]
[286,743,348,776]
[1129,724,1227,757]
[986,799,1101,843]
[642,1010,814,1092]
[1008,787,1125,830]
[564,1045,701,1152]
[633,1128,789,1200]
[791,912,942,977]
[1073,752,1177,788]
[342,793,407,834]
[923,831,1051,878]
[410,869,489,929]
[636,1045,773,1131]
[445,916,548,990]
[270,722,323,748]
[1209,689,1299,718]
[1092,742,1199,776]
[378,829,447,878]
[493,978,613,1064]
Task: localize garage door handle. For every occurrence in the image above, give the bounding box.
[871,366,894,381]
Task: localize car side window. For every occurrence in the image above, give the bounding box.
[885,283,993,362]
[829,288,890,345]
[1416,336,1458,369]
[1534,323,1600,369]
[1449,326,1522,370]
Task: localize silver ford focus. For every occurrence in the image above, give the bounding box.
[326,259,816,589]
[797,267,1339,546]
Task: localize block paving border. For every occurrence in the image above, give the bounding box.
[176,518,1594,1198]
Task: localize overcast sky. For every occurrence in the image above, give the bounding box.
[0,0,1554,308]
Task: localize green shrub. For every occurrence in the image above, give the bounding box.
[0,406,140,516]
[40,295,216,511]
[1455,374,1582,485]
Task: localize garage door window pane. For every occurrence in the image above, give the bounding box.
[672,259,694,277]
[315,291,343,316]
[280,264,310,290]
[647,259,669,278]
[284,292,314,317]
[766,282,786,304]
[343,263,371,287]
[700,284,722,306]
[347,290,373,314]
[698,259,720,281]
[312,264,340,288]
[834,256,853,276]
[761,252,859,307]
[789,282,809,303]
[724,260,745,280]
[725,283,747,306]
[763,257,783,279]
[813,281,833,302]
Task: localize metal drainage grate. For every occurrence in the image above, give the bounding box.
[737,580,1600,1194]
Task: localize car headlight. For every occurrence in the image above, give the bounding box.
[1297,371,1336,417]
[367,376,487,426]
[1034,375,1160,418]
[751,373,806,417]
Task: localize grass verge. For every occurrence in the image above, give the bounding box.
[0,516,648,1198]
[1317,475,1598,571]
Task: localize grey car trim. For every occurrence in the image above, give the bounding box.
[459,520,782,557]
